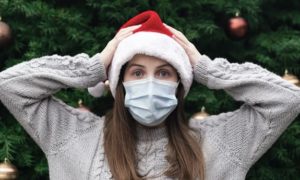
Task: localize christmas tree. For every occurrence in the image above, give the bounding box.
[0,0,299,179]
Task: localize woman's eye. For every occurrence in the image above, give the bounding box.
[157,70,170,78]
[133,70,143,77]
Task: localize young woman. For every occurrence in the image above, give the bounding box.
[0,10,299,180]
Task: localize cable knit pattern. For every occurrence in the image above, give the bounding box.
[0,53,299,180]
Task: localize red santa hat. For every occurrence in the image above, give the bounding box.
[88,10,193,98]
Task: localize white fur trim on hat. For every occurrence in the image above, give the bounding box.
[88,82,106,98]
[108,31,193,98]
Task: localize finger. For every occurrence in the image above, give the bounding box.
[163,23,190,45]
[173,33,187,45]
[173,31,190,45]
[173,33,193,54]
[173,35,189,52]
[114,24,141,39]
[163,23,183,38]
[117,31,134,41]
[163,23,180,34]
[119,24,142,34]
[107,31,131,45]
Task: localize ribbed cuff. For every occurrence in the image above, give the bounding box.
[193,54,213,86]
[87,53,107,86]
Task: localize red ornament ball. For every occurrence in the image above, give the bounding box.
[0,20,12,48]
[227,14,248,39]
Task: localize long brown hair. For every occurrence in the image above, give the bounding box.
[104,65,205,180]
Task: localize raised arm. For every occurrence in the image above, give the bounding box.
[0,25,141,155]
[191,54,300,168]
[0,53,106,154]
[163,23,300,169]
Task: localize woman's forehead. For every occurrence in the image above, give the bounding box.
[128,54,172,67]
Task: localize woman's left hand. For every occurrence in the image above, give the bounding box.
[163,23,201,67]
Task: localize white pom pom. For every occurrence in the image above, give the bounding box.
[88,82,106,97]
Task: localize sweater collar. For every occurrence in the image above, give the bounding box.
[136,124,168,141]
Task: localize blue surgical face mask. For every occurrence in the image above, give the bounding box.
[123,78,179,127]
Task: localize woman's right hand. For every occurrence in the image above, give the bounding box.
[100,24,141,70]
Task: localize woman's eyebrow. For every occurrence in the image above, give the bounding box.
[127,63,145,68]
[157,63,172,68]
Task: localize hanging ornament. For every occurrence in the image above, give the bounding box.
[192,106,210,120]
[0,17,12,49]
[104,80,110,88]
[226,11,248,40]
[282,69,300,87]
[0,158,18,180]
[76,99,90,112]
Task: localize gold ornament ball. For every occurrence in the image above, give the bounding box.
[0,19,12,48]
[0,158,18,180]
[104,80,110,92]
[282,69,300,87]
[77,99,90,112]
[104,80,110,87]
[192,106,210,120]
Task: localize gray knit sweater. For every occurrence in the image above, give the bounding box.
[0,53,299,180]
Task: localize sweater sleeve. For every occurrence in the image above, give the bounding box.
[190,54,300,169]
[0,53,107,154]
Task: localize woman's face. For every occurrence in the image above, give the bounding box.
[123,54,178,82]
